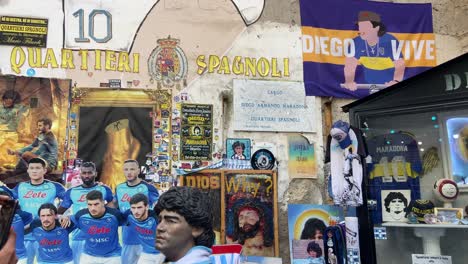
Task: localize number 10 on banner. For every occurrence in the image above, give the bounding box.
[73,9,112,43]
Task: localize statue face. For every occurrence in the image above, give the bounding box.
[156,209,200,260]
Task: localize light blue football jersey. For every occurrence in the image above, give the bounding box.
[73,207,125,257]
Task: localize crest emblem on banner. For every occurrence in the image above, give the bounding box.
[148,36,188,88]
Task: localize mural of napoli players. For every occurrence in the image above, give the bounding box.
[343,11,405,91]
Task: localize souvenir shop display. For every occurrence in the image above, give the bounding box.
[323,223,347,264]
[407,199,435,223]
[366,131,423,224]
[287,204,344,264]
[433,178,459,204]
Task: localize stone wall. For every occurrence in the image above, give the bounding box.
[258,0,468,262]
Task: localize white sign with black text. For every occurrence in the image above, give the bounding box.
[233,79,315,132]
[412,254,452,264]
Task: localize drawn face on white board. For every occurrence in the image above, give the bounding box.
[382,190,410,222]
[388,198,405,220]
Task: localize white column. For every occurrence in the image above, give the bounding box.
[413,227,446,255]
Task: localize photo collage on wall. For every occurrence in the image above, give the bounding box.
[288,204,344,264]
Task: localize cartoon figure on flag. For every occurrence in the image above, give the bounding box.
[343,11,405,91]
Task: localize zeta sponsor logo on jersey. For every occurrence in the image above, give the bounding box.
[87,225,111,235]
[40,238,63,246]
[23,190,48,198]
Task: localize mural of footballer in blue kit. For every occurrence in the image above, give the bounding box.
[27,203,75,264]
[124,193,162,264]
[57,161,115,264]
[115,159,159,264]
[343,11,405,91]
[69,190,125,264]
[12,157,66,264]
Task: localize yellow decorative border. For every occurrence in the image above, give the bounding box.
[68,88,172,167]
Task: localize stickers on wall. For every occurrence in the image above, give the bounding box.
[151,90,172,182]
[251,149,275,170]
[373,227,387,240]
[226,138,251,160]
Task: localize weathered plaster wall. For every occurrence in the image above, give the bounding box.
[259,0,468,262]
[0,0,467,262]
[183,0,468,261]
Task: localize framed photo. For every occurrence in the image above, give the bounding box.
[381,190,411,222]
[434,207,464,224]
[291,239,325,264]
[226,138,251,160]
[287,204,344,263]
[224,170,279,257]
[175,169,279,258]
[70,88,171,190]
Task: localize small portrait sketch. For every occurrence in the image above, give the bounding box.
[226,138,251,160]
[381,190,411,222]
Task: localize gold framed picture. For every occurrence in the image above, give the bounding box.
[68,88,172,190]
[434,207,464,224]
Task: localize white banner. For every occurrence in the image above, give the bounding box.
[233,79,315,132]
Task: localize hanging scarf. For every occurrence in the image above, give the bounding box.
[329,121,363,207]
